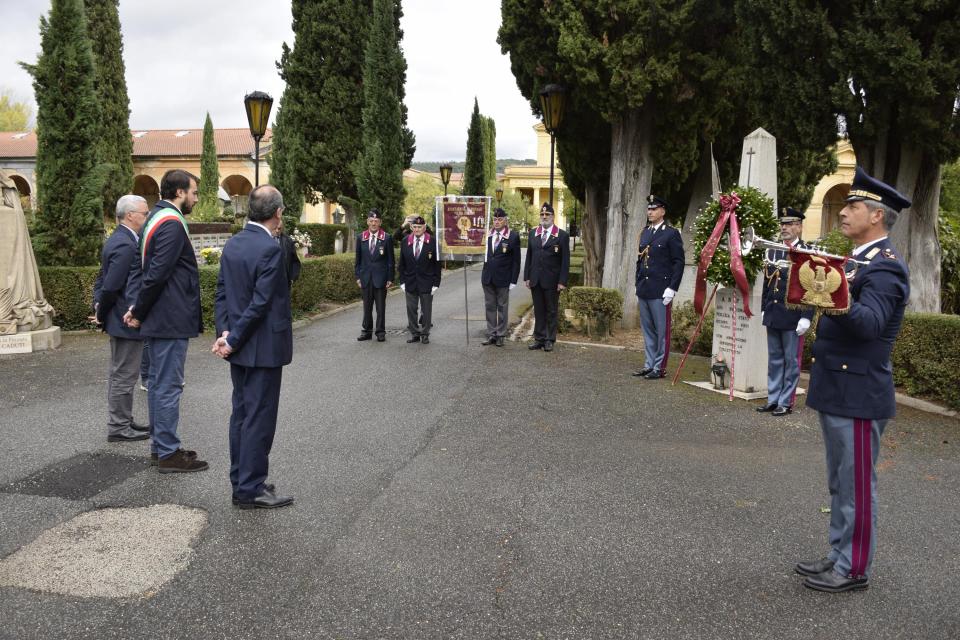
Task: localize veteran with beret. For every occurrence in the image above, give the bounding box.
[524,203,570,352]
[398,215,441,344]
[355,209,394,342]
[480,208,521,347]
[797,166,911,593]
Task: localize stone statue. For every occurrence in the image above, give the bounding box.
[0,169,54,335]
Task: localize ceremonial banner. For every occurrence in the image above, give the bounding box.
[786,251,850,314]
[439,200,488,257]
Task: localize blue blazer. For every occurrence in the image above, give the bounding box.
[524,227,570,289]
[761,243,815,330]
[214,224,293,369]
[398,234,441,294]
[354,231,395,289]
[93,225,141,340]
[132,200,203,339]
[806,238,909,420]
[635,223,684,299]
[481,229,521,288]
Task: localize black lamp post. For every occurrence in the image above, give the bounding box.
[538,84,566,211]
[439,163,453,196]
[495,185,504,204]
[244,91,274,187]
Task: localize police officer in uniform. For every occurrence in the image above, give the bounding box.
[480,208,521,347]
[355,209,394,342]
[797,167,911,593]
[633,195,684,379]
[757,207,815,416]
[398,215,441,344]
[524,203,570,352]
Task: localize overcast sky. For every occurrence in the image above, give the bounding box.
[0,0,539,161]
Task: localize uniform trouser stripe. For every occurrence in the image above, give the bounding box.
[851,418,872,578]
[660,302,672,374]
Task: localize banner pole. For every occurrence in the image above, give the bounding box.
[464,259,469,345]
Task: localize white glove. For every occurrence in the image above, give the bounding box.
[509,283,516,290]
[796,318,811,336]
[400,283,405,291]
[431,286,438,294]
[662,287,675,306]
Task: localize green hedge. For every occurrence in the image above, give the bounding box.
[559,286,623,336]
[298,223,350,256]
[671,301,960,411]
[38,253,361,332]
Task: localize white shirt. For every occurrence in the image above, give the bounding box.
[649,221,665,233]
[852,236,888,258]
[119,223,139,241]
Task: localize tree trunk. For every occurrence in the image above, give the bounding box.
[681,142,718,263]
[601,107,655,327]
[581,181,607,287]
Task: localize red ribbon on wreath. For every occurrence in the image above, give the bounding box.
[693,192,753,318]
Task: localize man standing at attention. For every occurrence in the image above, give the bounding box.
[480,208,521,347]
[125,169,207,473]
[633,195,684,379]
[398,215,441,344]
[94,195,150,443]
[213,185,294,510]
[355,209,394,342]
[524,202,570,352]
[797,167,911,593]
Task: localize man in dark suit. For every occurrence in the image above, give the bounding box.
[481,207,521,346]
[524,202,570,352]
[398,215,441,344]
[213,185,294,510]
[124,169,207,473]
[94,194,150,443]
[634,195,684,379]
[757,207,815,416]
[798,167,911,593]
[355,209,394,342]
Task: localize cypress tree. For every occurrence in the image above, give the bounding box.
[355,0,407,230]
[21,0,103,265]
[84,0,133,221]
[482,116,497,190]
[193,112,221,221]
[463,98,486,196]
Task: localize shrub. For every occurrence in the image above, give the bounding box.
[671,300,714,357]
[559,286,623,336]
[37,267,100,330]
[298,223,350,256]
[892,312,960,410]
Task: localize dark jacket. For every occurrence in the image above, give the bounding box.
[524,226,570,289]
[635,223,684,299]
[398,233,442,294]
[132,200,203,339]
[214,224,293,369]
[760,242,815,330]
[354,229,395,289]
[93,225,141,340]
[481,228,521,288]
[278,233,301,287]
[806,237,909,420]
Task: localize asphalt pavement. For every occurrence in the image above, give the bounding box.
[1,262,958,639]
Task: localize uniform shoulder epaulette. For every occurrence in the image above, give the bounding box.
[865,247,881,260]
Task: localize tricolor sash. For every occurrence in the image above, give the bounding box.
[141,207,189,262]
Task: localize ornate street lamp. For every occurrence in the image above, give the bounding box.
[538,84,566,210]
[439,163,453,196]
[495,185,504,204]
[244,91,273,187]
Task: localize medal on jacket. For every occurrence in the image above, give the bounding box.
[553,246,559,253]
[502,245,507,253]
[379,247,384,255]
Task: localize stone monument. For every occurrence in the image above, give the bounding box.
[0,169,60,354]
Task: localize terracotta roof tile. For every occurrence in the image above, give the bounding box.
[0,128,273,159]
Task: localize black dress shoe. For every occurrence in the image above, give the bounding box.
[357,334,372,341]
[496,337,504,347]
[543,341,554,352]
[237,489,294,510]
[130,422,150,432]
[795,557,835,577]
[632,367,653,377]
[772,405,793,416]
[376,335,385,342]
[803,570,869,593]
[407,336,421,343]
[108,431,150,442]
[756,403,778,413]
[644,370,665,379]
[421,336,430,344]
[233,483,276,505]
[528,342,544,350]
[481,337,496,346]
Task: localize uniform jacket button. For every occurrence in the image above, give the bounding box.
[811,357,815,363]
[841,364,848,370]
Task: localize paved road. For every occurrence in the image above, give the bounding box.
[1,263,958,639]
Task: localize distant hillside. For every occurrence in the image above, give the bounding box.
[411,159,537,174]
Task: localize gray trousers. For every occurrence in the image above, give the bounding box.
[482,284,510,338]
[638,297,671,373]
[766,328,803,408]
[405,290,433,337]
[107,336,144,435]
[819,412,887,578]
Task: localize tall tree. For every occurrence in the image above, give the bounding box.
[482,116,497,190]
[84,0,134,221]
[0,90,32,130]
[21,0,103,265]
[463,98,486,196]
[193,112,221,221]
[355,0,407,230]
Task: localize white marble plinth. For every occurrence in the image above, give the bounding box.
[711,285,767,394]
[0,325,61,354]
[684,381,805,402]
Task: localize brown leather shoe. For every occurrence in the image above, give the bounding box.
[158,449,209,473]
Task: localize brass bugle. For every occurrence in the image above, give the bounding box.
[740,226,870,266]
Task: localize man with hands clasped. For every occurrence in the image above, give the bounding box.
[480,208,521,347]
[524,202,570,352]
[398,215,441,344]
